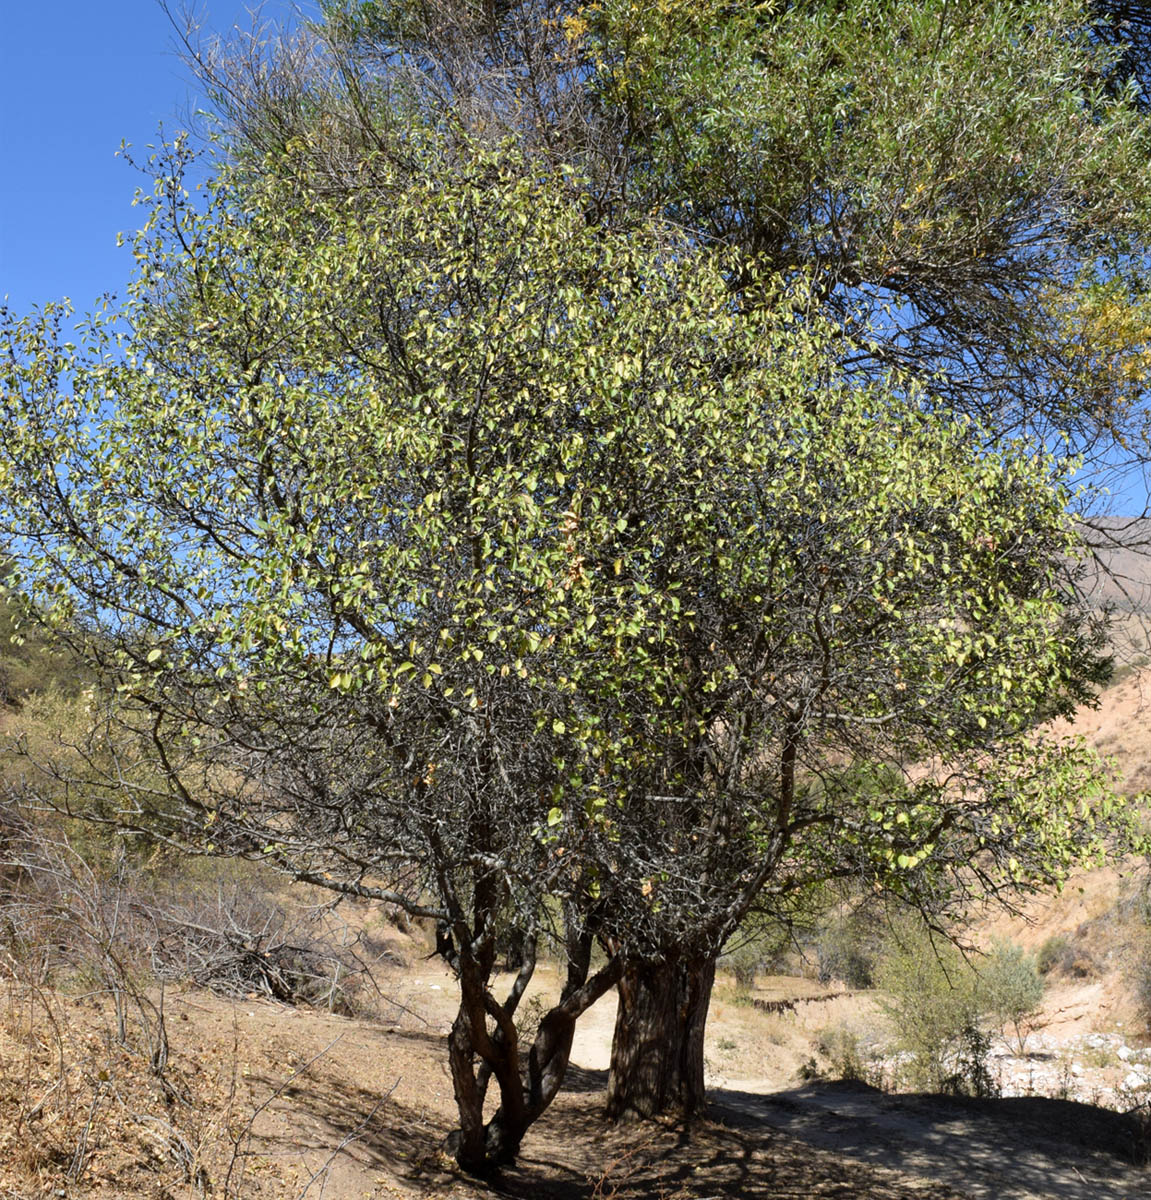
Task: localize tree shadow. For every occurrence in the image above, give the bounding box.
[715,1080,1150,1200]
[224,1050,1150,1200]
[559,1063,608,1094]
[492,1097,970,1200]
[238,1062,960,1199]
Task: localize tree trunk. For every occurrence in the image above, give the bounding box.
[477,1005,579,1167]
[444,933,624,1174]
[605,953,717,1120]
[446,1009,490,1173]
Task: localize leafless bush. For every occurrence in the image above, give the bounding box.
[146,883,383,1014]
[0,804,219,1193]
[0,804,168,1071]
[0,797,397,1192]
[2,792,391,1027]
[0,964,218,1195]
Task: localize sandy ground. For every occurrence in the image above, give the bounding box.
[4,666,1151,1198]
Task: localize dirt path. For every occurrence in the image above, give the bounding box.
[557,972,1151,1200]
[715,1080,1149,1200]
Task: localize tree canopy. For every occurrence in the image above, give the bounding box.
[0,116,1127,1162]
[194,0,1151,499]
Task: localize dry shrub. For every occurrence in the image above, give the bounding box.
[719,918,792,992]
[0,805,169,1068]
[0,794,403,1197]
[0,817,214,1196]
[147,880,385,1015]
[0,980,221,1197]
[813,908,883,989]
[0,802,333,1197]
[1,791,387,1018]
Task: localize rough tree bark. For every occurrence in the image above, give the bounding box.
[604,953,717,1121]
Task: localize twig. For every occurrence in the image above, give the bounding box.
[223,1033,346,1199]
[295,1079,399,1200]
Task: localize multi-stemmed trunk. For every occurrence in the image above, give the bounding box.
[445,934,623,1174]
[447,735,796,1166]
[448,948,719,1172]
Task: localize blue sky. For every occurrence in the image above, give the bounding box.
[0,2,313,314]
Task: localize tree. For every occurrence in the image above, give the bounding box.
[578,429,1117,1118]
[570,0,1151,1103]
[2,0,1143,1149]
[1,128,1125,1158]
[257,0,1151,1117]
[3,140,706,1169]
[192,0,1151,466]
[1094,1,1151,108]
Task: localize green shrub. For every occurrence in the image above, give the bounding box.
[1128,876,1151,1034]
[0,578,91,708]
[982,939,1045,1054]
[1037,934,1071,976]
[875,922,998,1097]
[815,1023,884,1086]
[943,1023,998,1099]
[723,939,763,991]
[814,908,881,988]
[719,920,790,992]
[1036,930,1099,979]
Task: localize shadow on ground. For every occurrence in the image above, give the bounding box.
[230,1050,1151,1200]
[717,1079,1151,1200]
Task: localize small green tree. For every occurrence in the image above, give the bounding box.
[876,924,995,1096]
[982,939,1045,1054]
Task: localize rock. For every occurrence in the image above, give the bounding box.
[1119,1045,1132,1061]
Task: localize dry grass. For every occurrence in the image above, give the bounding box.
[0,981,229,1198]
